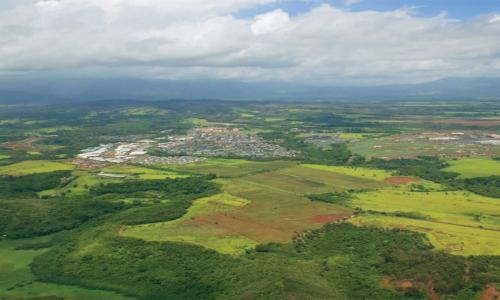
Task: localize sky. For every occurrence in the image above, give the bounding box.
[0,0,499,86]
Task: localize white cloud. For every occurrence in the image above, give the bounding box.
[489,14,500,23]
[344,0,362,6]
[0,1,499,85]
[251,9,291,35]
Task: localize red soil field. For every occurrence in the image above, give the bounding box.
[481,287,500,300]
[385,176,419,185]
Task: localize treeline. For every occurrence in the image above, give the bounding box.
[461,176,500,198]
[0,170,72,197]
[361,156,457,183]
[0,199,126,239]
[90,176,219,201]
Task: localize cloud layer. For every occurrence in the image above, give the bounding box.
[0,0,499,85]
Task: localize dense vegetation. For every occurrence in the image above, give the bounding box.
[91,176,219,199]
[31,223,500,300]
[461,176,500,198]
[0,199,125,239]
[0,170,71,197]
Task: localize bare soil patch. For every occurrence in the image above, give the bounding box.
[1,137,40,151]
[385,176,419,185]
[481,287,500,300]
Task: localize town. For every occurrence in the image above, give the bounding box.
[77,127,298,165]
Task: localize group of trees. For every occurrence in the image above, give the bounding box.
[0,170,71,197]
[0,198,126,239]
[90,176,219,201]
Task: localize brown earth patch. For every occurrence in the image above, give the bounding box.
[1,137,41,151]
[481,287,500,300]
[385,176,419,185]
[185,212,292,243]
[399,280,413,289]
[381,277,439,300]
[307,214,349,224]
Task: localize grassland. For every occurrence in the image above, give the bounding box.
[443,158,500,178]
[168,158,297,178]
[102,164,186,180]
[0,236,132,300]
[121,160,399,254]
[0,160,74,176]
[121,193,256,255]
[349,187,500,255]
[351,214,500,256]
[348,133,500,159]
[38,171,122,197]
[301,164,393,181]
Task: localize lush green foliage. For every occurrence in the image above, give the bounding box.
[0,199,125,239]
[91,176,219,198]
[31,223,500,300]
[461,176,500,198]
[0,170,71,197]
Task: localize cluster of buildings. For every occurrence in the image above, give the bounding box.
[423,132,500,145]
[132,156,206,165]
[157,127,298,158]
[76,127,298,165]
[77,140,155,163]
[304,132,347,148]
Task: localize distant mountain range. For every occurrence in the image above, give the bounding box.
[0,77,499,103]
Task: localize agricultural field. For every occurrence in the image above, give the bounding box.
[0,100,499,299]
[122,161,364,254]
[0,160,74,176]
[349,186,500,255]
[348,131,500,159]
[443,158,500,178]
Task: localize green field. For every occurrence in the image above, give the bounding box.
[349,187,500,255]
[301,164,393,181]
[121,161,395,254]
[102,164,186,180]
[0,160,74,176]
[168,158,298,177]
[121,193,256,255]
[443,158,500,178]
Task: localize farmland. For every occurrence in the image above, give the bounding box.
[0,99,499,299]
[443,158,500,178]
[349,187,500,255]
[0,160,74,176]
